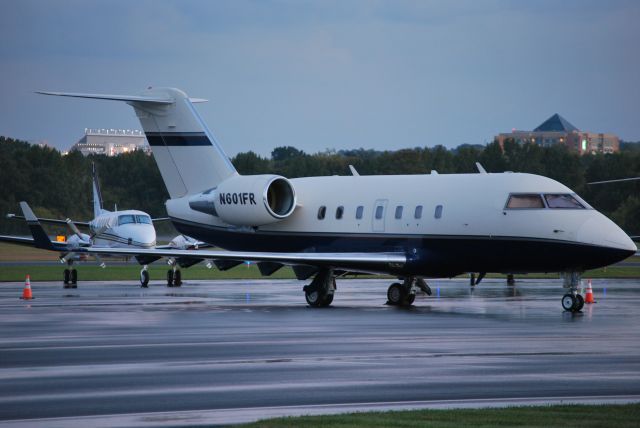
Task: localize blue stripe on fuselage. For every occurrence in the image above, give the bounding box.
[145,132,211,147]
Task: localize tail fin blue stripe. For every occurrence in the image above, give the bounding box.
[146,132,212,147]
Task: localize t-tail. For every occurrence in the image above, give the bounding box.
[92,162,106,217]
[37,88,238,198]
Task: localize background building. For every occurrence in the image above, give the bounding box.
[69,129,150,156]
[495,114,619,155]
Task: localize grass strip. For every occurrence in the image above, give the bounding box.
[238,403,640,428]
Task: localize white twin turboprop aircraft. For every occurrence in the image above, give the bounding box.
[3,163,201,288]
[29,87,636,312]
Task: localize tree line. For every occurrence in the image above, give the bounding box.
[1,136,639,235]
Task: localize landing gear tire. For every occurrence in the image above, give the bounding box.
[167,269,174,287]
[174,270,182,287]
[304,289,333,307]
[63,269,70,288]
[387,283,414,306]
[574,294,584,312]
[562,294,576,312]
[140,270,150,288]
[70,269,78,288]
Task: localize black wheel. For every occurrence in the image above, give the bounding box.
[63,269,70,286]
[562,294,576,312]
[305,289,322,306]
[70,269,78,288]
[574,294,584,312]
[321,293,334,307]
[174,270,182,287]
[387,283,404,306]
[404,293,416,305]
[140,270,150,288]
[167,269,174,287]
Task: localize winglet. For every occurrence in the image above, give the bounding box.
[476,162,487,174]
[348,165,360,176]
[19,202,56,250]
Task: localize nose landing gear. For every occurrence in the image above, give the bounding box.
[139,265,149,288]
[562,271,584,313]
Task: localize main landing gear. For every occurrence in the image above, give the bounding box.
[387,277,431,307]
[167,266,182,287]
[63,260,77,289]
[562,271,584,313]
[139,265,150,288]
[303,269,335,307]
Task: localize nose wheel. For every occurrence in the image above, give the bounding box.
[562,293,584,312]
[139,267,149,288]
[562,271,584,313]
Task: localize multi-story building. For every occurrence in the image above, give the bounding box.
[495,114,619,155]
[69,129,150,157]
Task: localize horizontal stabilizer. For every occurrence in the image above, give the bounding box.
[36,91,174,104]
[37,90,207,105]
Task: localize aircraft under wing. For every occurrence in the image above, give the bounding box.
[76,246,407,274]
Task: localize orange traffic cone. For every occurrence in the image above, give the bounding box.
[21,275,33,300]
[585,279,595,304]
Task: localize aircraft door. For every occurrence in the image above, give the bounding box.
[372,199,387,232]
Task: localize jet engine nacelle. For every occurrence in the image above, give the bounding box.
[189,175,297,226]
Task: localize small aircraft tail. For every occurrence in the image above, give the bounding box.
[37,88,238,198]
[19,202,58,251]
[92,162,105,217]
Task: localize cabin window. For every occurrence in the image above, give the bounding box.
[375,205,384,220]
[317,206,326,220]
[356,205,364,219]
[506,194,545,209]
[336,206,344,219]
[395,206,403,219]
[136,215,152,224]
[544,194,586,209]
[434,205,443,219]
[414,205,423,219]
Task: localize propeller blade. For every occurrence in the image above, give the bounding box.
[65,219,83,239]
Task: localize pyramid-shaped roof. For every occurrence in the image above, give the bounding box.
[533,113,579,132]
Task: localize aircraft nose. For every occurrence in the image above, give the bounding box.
[577,214,637,255]
[130,224,156,247]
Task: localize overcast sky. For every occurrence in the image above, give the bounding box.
[1,0,638,156]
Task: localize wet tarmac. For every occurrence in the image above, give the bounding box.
[1,277,640,427]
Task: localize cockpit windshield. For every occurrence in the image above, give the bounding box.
[505,193,588,210]
[506,194,545,209]
[118,215,136,225]
[136,215,152,224]
[544,194,586,209]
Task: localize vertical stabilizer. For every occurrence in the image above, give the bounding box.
[37,88,239,199]
[128,88,237,197]
[92,162,104,217]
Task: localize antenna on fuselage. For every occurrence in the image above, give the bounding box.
[476,162,487,174]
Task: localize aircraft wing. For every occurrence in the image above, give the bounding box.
[13,200,406,273]
[7,213,90,227]
[0,233,71,252]
[76,246,406,273]
[151,217,170,223]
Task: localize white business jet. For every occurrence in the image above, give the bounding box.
[31,88,635,312]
